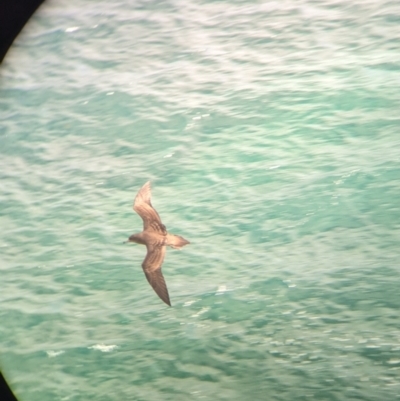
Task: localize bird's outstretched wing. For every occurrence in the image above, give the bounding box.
[134,181,167,235]
[142,244,170,306]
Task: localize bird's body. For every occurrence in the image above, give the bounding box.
[127,181,189,306]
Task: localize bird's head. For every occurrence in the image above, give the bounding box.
[126,233,145,245]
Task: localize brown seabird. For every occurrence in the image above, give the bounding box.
[127,181,190,306]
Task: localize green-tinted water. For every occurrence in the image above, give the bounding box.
[1,0,400,400]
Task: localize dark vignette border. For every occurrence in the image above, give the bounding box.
[0,0,45,62]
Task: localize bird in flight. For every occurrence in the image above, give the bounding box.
[127,181,190,306]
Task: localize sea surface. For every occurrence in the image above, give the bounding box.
[1,0,400,400]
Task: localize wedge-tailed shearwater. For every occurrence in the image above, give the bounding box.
[127,181,190,306]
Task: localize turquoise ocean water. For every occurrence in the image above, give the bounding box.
[1,0,400,400]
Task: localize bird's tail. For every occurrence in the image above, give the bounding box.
[166,234,190,249]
